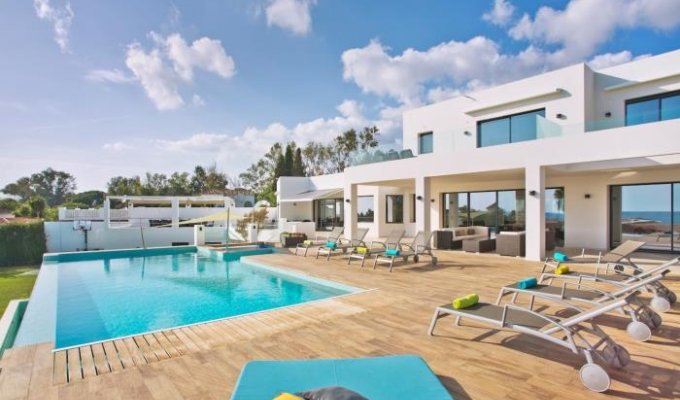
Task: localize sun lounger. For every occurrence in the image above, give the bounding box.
[541,256,679,312]
[373,230,437,272]
[316,228,369,261]
[295,227,343,257]
[428,295,636,392]
[497,268,675,341]
[230,355,452,400]
[347,229,405,268]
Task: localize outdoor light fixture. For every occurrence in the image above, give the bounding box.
[584,194,591,199]
[345,199,351,203]
[605,112,612,118]
[430,198,435,203]
[464,130,472,136]
[528,190,538,196]
[556,113,566,119]
[416,195,423,201]
[293,202,297,206]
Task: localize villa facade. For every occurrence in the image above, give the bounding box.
[278,49,680,260]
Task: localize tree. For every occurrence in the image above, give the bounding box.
[190,166,208,194]
[240,143,284,195]
[141,173,169,195]
[1,177,32,201]
[0,198,19,212]
[28,196,47,218]
[302,141,331,176]
[292,147,305,176]
[358,125,380,150]
[2,168,76,206]
[328,129,358,173]
[107,176,142,195]
[67,191,106,207]
[204,164,229,192]
[283,143,294,176]
[168,172,191,195]
[14,203,32,217]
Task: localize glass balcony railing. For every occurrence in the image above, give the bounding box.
[347,146,417,167]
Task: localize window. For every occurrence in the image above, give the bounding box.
[418,132,433,154]
[477,109,545,147]
[357,196,374,223]
[385,195,404,223]
[410,194,416,223]
[626,91,680,126]
[313,199,344,231]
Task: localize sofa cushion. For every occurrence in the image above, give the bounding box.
[467,228,476,235]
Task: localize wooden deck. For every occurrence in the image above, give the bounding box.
[0,250,679,399]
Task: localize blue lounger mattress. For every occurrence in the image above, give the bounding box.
[230,354,453,400]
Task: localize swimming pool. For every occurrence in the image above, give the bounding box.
[13,247,357,350]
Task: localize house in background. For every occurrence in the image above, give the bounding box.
[278,48,680,260]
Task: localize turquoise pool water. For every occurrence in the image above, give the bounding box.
[49,252,352,349]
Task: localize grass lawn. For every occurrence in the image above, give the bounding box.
[0,266,39,316]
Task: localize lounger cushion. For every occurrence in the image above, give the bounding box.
[230,355,453,400]
[297,386,367,400]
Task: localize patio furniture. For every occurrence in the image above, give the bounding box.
[373,231,437,272]
[295,227,343,256]
[428,294,636,392]
[316,228,369,261]
[280,233,307,248]
[496,230,556,257]
[497,269,675,342]
[462,238,495,253]
[433,230,452,250]
[348,229,405,268]
[230,355,453,400]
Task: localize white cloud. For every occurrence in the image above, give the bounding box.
[120,32,236,111]
[508,0,680,65]
[265,0,316,35]
[103,142,133,152]
[84,69,135,83]
[191,94,206,107]
[34,0,74,53]
[482,0,515,26]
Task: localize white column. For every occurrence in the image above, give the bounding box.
[343,183,357,240]
[104,197,111,225]
[525,165,546,261]
[415,176,431,233]
[171,198,180,228]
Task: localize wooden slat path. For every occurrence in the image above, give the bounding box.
[1,250,679,399]
[47,291,368,384]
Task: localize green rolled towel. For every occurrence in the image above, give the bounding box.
[356,246,368,254]
[303,240,313,245]
[452,293,479,309]
[384,248,400,256]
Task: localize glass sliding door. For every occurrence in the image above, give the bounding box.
[442,193,469,228]
[611,183,673,251]
[314,198,344,231]
[469,192,497,232]
[674,184,680,251]
[497,190,525,232]
[545,188,565,246]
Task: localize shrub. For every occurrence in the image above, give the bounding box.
[14,203,32,217]
[0,221,46,266]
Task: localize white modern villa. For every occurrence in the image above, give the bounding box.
[278,49,680,260]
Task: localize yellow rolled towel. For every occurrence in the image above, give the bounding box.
[555,265,570,275]
[274,393,303,400]
[303,240,313,245]
[452,293,479,309]
[356,246,368,254]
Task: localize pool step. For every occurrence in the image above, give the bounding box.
[51,293,372,384]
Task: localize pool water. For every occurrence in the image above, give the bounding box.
[55,253,351,349]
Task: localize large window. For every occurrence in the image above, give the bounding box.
[626,91,680,126]
[410,194,416,223]
[357,196,374,223]
[419,132,433,154]
[545,188,565,247]
[386,195,404,223]
[314,199,344,231]
[477,109,545,148]
[611,183,679,252]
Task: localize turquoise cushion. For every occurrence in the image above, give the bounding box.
[517,277,538,289]
[231,355,453,400]
[384,249,400,256]
[553,252,568,262]
[326,241,337,249]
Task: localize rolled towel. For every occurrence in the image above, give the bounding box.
[452,293,479,309]
[356,246,368,255]
[384,248,400,256]
[326,241,337,249]
[303,240,313,246]
[555,265,570,275]
[517,277,538,289]
[553,252,569,262]
[274,393,303,400]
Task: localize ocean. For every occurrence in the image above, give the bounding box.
[621,211,680,224]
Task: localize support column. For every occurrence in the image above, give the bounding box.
[525,165,546,261]
[415,176,431,233]
[343,183,358,240]
[104,197,111,226]
[171,198,180,228]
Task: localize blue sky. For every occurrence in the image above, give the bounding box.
[2,0,680,191]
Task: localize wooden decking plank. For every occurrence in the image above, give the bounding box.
[113,339,134,368]
[52,350,68,385]
[90,343,112,375]
[172,328,203,353]
[133,335,159,363]
[27,343,56,400]
[66,348,83,382]
[161,331,188,356]
[123,337,147,366]
[102,341,124,372]
[78,346,97,378]
[153,332,180,358]
[143,334,170,361]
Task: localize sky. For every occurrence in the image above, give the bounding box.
[2,0,680,192]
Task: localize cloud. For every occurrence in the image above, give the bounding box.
[103,142,133,152]
[508,0,680,65]
[84,69,135,83]
[121,32,236,110]
[265,0,316,35]
[33,0,74,53]
[482,0,515,26]
[191,94,206,107]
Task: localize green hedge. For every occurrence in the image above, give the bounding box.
[0,222,46,266]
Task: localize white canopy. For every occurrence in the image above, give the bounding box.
[278,188,343,203]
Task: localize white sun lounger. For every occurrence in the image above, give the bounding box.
[347,229,405,268]
[428,295,636,392]
[316,228,369,261]
[295,227,344,257]
[372,231,437,272]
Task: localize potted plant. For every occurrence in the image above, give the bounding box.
[280,232,307,247]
